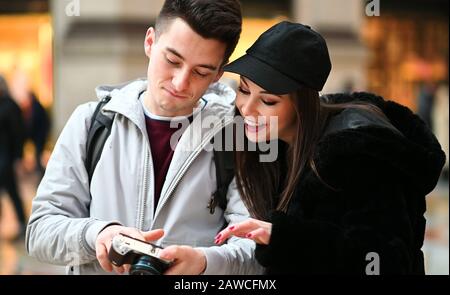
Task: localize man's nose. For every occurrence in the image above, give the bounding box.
[172,68,190,92]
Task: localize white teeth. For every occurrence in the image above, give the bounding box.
[244,119,264,127]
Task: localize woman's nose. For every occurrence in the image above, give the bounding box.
[239,98,258,116]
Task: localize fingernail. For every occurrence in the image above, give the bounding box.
[215,233,222,240]
[246,233,252,238]
[228,226,235,231]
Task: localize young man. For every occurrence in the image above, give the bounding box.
[26,0,262,275]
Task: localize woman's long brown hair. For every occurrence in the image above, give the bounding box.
[235,87,388,220]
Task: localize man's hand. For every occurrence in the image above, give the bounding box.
[95,225,164,274]
[159,246,206,275]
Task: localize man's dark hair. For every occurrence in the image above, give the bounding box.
[155,0,242,65]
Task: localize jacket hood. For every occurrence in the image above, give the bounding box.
[93,78,236,136]
[321,92,446,195]
[94,77,235,107]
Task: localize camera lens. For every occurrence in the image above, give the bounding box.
[129,255,169,275]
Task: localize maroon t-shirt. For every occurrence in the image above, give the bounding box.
[142,94,203,211]
[144,116,182,210]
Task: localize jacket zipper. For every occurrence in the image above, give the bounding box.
[139,148,150,230]
[153,117,234,220]
[137,120,153,231]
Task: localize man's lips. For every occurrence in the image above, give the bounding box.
[164,88,188,99]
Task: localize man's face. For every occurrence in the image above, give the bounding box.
[144,18,226,117]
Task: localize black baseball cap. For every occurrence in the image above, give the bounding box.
[224,21,332,94]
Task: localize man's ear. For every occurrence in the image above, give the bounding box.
[144,27,156,58]
[213,68,225,83]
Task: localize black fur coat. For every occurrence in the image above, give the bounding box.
[255,92,446,274]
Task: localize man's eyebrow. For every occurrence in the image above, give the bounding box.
[166,47,217,71]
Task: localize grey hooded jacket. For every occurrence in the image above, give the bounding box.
[26,78,263,275]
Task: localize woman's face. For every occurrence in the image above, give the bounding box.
[235,77,297,144]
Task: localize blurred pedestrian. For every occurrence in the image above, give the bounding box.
[342,79,355,93]
[0,75,27,240]
[417,81,436,129]
[21,91,50,177]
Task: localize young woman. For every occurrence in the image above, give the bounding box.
[215,21,446,274]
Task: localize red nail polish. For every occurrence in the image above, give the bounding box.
[228,226,235,230]
[215,233,222,240]
[246,233,252,238]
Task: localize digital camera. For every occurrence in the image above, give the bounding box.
[108,233,172,275]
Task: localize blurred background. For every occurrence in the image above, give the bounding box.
[0,0,448,275]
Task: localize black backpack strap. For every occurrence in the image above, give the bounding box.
[208,123,235,214]
[85,96,114,185]
[209,149,234,214]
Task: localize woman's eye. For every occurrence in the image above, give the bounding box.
[262,100,277,106]
[238,87,250,95]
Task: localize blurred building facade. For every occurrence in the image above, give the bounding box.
[362,0,448,110]
[51,0,165,136]
[1,0,448,275]
[50,0,370,134]
[1,0,448,141]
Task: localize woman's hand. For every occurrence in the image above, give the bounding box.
[214,218,272,245]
